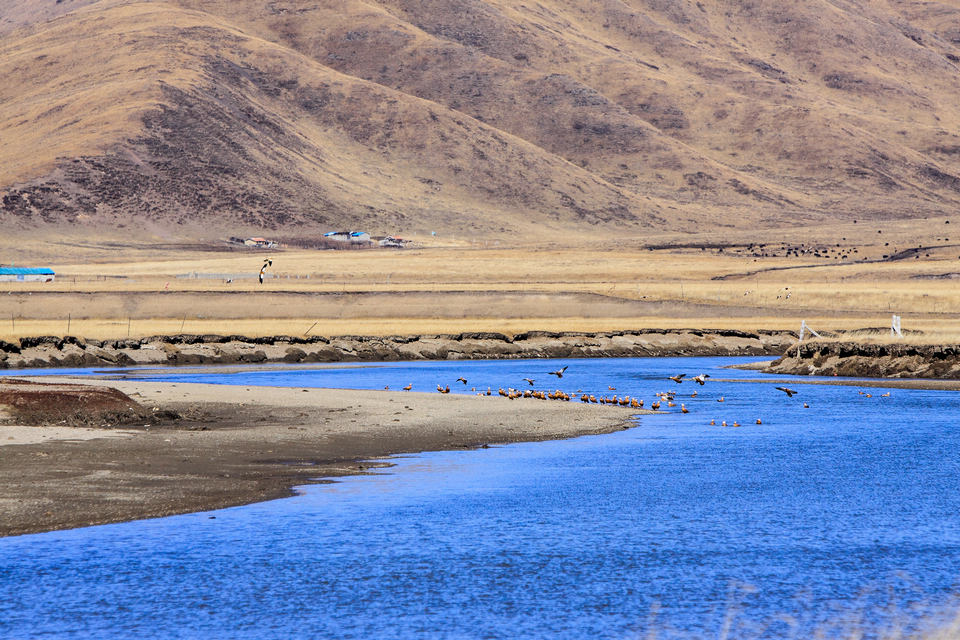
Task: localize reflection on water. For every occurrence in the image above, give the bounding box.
[2,357,960,638]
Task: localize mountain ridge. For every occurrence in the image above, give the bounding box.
[2,0,959,242]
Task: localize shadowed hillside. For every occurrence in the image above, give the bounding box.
[2,0,960,242]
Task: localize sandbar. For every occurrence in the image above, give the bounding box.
[0,378,644,537]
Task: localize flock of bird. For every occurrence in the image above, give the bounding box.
[402,365,893,428]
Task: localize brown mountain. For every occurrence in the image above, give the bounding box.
[2,0,959,242]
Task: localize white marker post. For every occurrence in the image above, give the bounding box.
[891,314,902,338]
[797,320,821,355]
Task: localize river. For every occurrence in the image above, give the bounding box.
[2,357,959,638]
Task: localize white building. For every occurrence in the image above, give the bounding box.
[0,267,55,282]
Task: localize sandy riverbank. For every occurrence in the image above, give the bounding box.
[0,378,644,537]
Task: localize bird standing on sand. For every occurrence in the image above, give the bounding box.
[669,374,686,384]
[402,384,412,391]
[258,258,273,284]
[776,386,798,397]
[549,366,568,379]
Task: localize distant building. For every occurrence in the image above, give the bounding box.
[323,231,351,242]
[378,236,406,248]
[323,231,373,245]
[0,267,55,282]
[243,237,278,248]
[349,231,372,244]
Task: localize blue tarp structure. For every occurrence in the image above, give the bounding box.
[0,268,55,275]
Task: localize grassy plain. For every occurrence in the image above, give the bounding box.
[3,227,959,344]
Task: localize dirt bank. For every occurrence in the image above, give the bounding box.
[765,342,960,378]
[0,329,796,369]
[0,378,644,537]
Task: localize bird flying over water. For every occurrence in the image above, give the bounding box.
[692,374,710,385]
[456,377,468,384]
[548,366,568,378]
[668,373,686,384]
[776,386,798,397]
[523,378,535,386]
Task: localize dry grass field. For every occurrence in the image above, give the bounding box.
[3,222,959,343]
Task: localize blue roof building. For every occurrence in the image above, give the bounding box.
[0,267,55,281]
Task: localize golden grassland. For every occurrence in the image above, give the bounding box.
[2,234,959,343]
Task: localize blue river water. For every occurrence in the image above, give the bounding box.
[2,357,960,638]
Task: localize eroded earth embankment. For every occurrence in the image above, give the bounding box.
[766,342,960,378]
[0,330,795,369]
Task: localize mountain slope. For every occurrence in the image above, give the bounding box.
[2,0,960,242]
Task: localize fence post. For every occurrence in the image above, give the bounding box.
[797,320,821,355]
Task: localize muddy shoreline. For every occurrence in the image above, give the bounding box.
[0,378,644,538]
[0,329,796,369]
[765,341,960,379]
